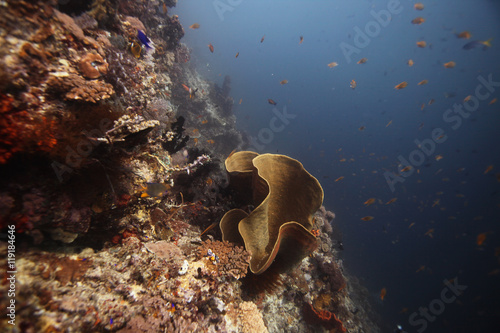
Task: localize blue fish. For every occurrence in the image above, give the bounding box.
[137,30,153,49]
[463,38,492,50]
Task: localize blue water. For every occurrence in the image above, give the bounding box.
[173,1,500,331]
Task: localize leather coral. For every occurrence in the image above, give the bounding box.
[220,151,324,275]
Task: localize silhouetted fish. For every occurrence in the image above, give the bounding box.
[463,38,492,50]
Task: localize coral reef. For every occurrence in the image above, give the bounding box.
[0,0,380,332]
[46,73,115,102]
[196,239,251,280]
[79,52,108,79]
[220,151,323,275]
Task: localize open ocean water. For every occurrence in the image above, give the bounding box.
[174,1,500,332]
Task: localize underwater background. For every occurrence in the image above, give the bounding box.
[175,0,500,332]
[0,0,499,332]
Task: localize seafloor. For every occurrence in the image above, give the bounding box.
[0,1,381,332]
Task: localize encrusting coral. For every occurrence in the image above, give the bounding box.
[79,53,108,79]
[46,73,114,103]
[196,239,251,280]
[303,302,346,332]
[220,151,323,275]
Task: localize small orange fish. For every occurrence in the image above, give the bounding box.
[416,265,426,273]
[189,23,200,29]
[162,3,168,14]
[414,3,424,10]
[421,103,426,110]
[327,61,338,68]
[206,178,213,186]
[280,79,288,85]
[350,79,357,89]
[408,222,415,228]
[201,120,208,124]
[489,97,497,105]
[239,98,243,105]
[418,80,428,85]
[364,198,376,206]
[358,126,366,131]
[385,198,397,204]
[432,199,440,207]
[299,35,304,44]
[424,228,435,238]
[357,57,367,64]
[484,165,493,174]
[193,138,198,145]
[464,95,472,102]
[340,158,346,162]
[207,139,215,144]
[456,31,471,39]
[235,52,239,58]
[361,216,374,221]
[208,43,214,53]
[394,81,408,90]
[416,41,427,48]
[334,176,344,182]
[477,232,487,246]
[380,288,387,301]
[267,99,277,105]
[428,99,435,105]
[435,155,443,161]
[443,61,456,68]
[260,35,265,43]
[139,183,171,198]
[411,17,425,25]
[386,120,392,127]
[310,229,320,237]
[408,59,414,66]
[401,165,412,172]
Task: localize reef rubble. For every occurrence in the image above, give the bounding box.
[0,0,380,332]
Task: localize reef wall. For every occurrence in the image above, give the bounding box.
[0,1,380,332]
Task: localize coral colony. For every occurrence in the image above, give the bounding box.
[0,1,380,332]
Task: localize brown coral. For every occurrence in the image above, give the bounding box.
[38,254,92,286]
[46,73,114,103]
[54,9,86,41]
[79,53,108,79]
[196,239,250,279]
[318,258,346,292]
[220,151,323,275]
